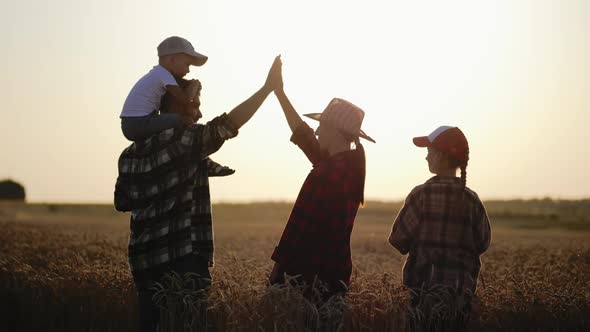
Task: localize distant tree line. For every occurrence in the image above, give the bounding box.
[0,179,26,201]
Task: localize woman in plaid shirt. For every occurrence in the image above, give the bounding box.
[269,76,375,301]
[389,126,491,331]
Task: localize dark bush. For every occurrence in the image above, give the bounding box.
[0,179,26,201]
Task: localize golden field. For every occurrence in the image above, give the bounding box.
[1,200,589,331]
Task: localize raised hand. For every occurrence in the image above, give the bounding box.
[263,55,282,92]
[226,55,284,129]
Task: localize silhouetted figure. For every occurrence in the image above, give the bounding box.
[269,69,375,330]
[389,126,491,332]
[114,55,282,332]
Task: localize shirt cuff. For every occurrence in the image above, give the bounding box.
[217,113,239,138]
[290,122,314,145]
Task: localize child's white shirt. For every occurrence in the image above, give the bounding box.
[120,65,178,117]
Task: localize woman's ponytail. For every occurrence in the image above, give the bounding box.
[355,138,366,207]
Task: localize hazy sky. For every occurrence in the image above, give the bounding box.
[1,0,588,203]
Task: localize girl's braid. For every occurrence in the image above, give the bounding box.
[460,147,469,190]
[460,163,467,190]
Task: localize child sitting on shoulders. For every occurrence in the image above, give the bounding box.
[120,36,233,177]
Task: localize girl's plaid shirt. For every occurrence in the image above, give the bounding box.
[388,176,491,294]
[271,122,364,287]
[114,114,237,277]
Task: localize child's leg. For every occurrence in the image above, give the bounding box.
[121,113,184,141]
[206,158,235,177]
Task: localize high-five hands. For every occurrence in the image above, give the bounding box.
[263,55,283,93]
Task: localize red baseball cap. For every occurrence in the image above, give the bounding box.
[413,126,469,163]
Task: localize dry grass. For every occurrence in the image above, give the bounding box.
[0,202,589,331]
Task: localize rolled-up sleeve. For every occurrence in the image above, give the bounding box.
[388,189,421,255]
[290,122,326,165]
[182,113,239,160]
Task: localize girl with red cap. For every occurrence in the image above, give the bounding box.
[388,126,491,331]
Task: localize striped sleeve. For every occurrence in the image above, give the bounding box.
[388,188,422,254]
[114,113,237,212]
[183,113,239,160]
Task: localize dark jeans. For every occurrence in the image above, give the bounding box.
[132,254,211,332]
[121,113,183,141]
[409,287,472,332]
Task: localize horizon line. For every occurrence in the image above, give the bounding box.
[3,196,590,206]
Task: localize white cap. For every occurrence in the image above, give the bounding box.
[157,36,208,66]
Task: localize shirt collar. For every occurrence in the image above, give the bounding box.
[154,64,173,75]
[425,175,461,185]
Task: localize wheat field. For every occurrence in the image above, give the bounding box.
[1,201,589,331]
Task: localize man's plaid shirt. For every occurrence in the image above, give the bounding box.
[114,114,238,277]
[271,122,363,288]
[388,176,491,294]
